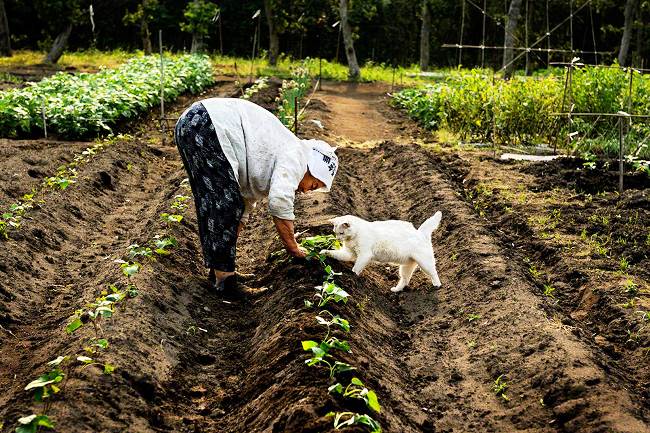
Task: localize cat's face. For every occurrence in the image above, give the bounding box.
[330,217,354,241]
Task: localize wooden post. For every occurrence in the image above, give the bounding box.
[159,30,165,145]
[294,96,299,136]
[391,67,396,92]
[619,116,624,193]
[41,98,47,139]
[318,57,322,91]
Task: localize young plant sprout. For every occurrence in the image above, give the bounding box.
[120,261,141,278]
[171,195,191,212]
[493,375,509,401]
[329,377,381,413]
[300,235,341,268]
[316,310,350,340]
[24,368,65,402]
[83,338,109,355]
[66,285,128,336]
[543,284,556,298]
[15,414,55,433]
[160,213,183,225]
[151,235,178,255]
[314,282,349,307]
[302,340,356,378]
[126,244,153,260]
[327,411,382,433]
[77,356,115,375]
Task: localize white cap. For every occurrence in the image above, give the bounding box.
[304,139,338,191]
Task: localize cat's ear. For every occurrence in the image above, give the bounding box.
[341,222,350,229]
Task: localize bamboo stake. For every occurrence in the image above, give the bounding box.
[159,30,165,146]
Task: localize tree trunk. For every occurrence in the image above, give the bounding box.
[618,0,638,66]
[0,0,11,57]
[263,0,280,66]
[419,0,431,71]
[339,0,360,80]
[191,33,204,53]
[503,0,523,78]
[44,23,73,64]
[141,17,152,55]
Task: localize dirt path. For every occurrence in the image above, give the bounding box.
[0,80,648,433]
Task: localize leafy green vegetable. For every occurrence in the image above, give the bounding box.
[0,55,214,139]
[15,414,54,433]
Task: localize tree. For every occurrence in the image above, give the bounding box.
[0,0,11,57]
[338,0,361,79]
[123,0,159,55]
[34,0,84,64]
[263,0,280,65]
[618,0,638,66]
[181,0,219,53]
[419,0,431,71]
[503,0,523,78]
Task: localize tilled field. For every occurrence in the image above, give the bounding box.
[0,81,648,433]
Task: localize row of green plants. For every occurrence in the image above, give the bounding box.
[392,66,650,162]
[299,236,382,433]
[0,134,130,240]
[241,77,270,100]
[14,180,188,432]
[0,54,214,139]
[276,66,311,130]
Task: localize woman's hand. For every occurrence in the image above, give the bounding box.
[287,246,307,258]
[273,216,306,258]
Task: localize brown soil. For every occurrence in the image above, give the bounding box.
[0,79,648,433]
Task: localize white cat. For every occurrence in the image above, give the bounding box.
[320,212,442,292]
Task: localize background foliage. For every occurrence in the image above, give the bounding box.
[4,0,649,69]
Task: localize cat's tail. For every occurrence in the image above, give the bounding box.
[418,211,442,240]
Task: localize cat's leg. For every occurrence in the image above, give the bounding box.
[351,251,373,276]
[320,247,356,262]
[391,260,418,293]
[413,252,442,287]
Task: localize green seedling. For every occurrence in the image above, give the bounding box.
[302,340,356,378]
[160,213,183,225]
[637,310,650,322]
[171,195,190,212]
[66,285,127,335]
[622,298,636,309]
[528,265,542,279]
[300,235,341,264]
[314,282,349,307]
[83,338,109,355]
[15,414,54,433]
[623,279,638,296]
[316,310,350,339]
[329,377,381,413]
[77,356,115,375]
[493,375,509,401]
[619,257,630,272]
[327,411,381,433]
[152,235,177,255]
[626,330,640,345]
[467,340,477,349]
[543,284,556,298]
[126,244,153,260]
[24,368,65,402]
[467,313,481,323]
[44,174,76,190]
[120,262,141,277]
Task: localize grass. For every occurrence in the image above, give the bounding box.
[210,53,448,86]
[0,49,136,70]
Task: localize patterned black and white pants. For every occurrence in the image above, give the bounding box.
[174,102,244,272]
